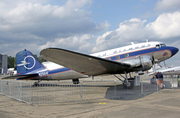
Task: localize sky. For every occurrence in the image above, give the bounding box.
[0,0,180,67]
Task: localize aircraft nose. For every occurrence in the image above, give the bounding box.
[171,47,179,56]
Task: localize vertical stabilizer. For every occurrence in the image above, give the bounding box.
[16,49,45,75]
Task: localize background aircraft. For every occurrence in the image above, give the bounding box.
[148,65,180,75]
[2,41,179,88]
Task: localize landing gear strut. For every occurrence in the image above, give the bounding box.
[34,80,42,86]
[122,78,134,89]
[114,72,134,89]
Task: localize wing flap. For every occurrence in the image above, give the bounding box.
[40,48,131,76]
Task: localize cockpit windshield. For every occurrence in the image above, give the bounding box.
[160,44,166,47]
[156,44,166,48]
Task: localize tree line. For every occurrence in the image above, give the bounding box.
[8,55,46,69]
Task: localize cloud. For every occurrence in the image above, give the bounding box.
[1,1,107,37]
[89,11,180,66]
[91,18,150,53]
[155,0,180,11]
[0,0,109,39]
[39,34,95,53]
[36,11,180,56]
[91,11,180,53]
[0,0,109,56]
[147,11,180,39]
[1,0,180,67]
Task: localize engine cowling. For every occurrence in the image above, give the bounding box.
[119,55,153,71]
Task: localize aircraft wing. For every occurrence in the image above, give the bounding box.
[40,48,132,76]
[159,67,180,75]
[148,67,180,75]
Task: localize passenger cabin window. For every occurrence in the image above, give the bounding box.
[116,56,120,60]
[125,54,129,58]
[106,58,111,60]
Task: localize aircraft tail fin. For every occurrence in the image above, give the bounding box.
[16,49,45,75]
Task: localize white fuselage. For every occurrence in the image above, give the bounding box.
[40,41,177,80]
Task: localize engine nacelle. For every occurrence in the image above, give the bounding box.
[119,55,153,71]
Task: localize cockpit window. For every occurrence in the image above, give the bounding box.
[160,44,166,47]
[156,44,166,48]
[156,44,160,48]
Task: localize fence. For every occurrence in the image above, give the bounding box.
[0,75,179,105]
[0,80,32,104]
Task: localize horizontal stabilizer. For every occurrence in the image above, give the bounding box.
[1,73,38,80]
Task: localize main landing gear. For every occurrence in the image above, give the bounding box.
[72,79,80,84]
[114,72,134,89]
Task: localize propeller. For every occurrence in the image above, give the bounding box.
[151,52,155,64]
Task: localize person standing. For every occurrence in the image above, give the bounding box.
[155,72,164,89]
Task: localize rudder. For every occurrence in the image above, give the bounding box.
[16,49,45,75]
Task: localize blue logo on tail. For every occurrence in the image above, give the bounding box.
[17,55,36,69]
[16,49,45,75]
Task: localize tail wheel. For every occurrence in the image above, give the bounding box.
[34,82,39,86]
[33,80,42,87]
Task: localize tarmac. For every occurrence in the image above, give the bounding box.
[1,75,180,118]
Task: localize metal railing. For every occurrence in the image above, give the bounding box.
[0,80,32,104]
[0,76,179,105]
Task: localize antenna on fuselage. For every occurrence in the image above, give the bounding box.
[142,39,149,42]
[131,42,134,45]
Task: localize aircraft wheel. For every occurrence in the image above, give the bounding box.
[72,79,79,84]
[123,78,134,89]
[34,82,39,87]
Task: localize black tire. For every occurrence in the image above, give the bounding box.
[123,78,134,89]
[34,82,38,87]
[72,79,79,84]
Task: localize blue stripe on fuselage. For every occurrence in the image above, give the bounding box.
[47,67,71,76]
[107,46,171,61]
[16,67,71,80]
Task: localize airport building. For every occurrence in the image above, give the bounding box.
[0,54,7,74]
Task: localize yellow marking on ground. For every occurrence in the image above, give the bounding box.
[99,103,106,104]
